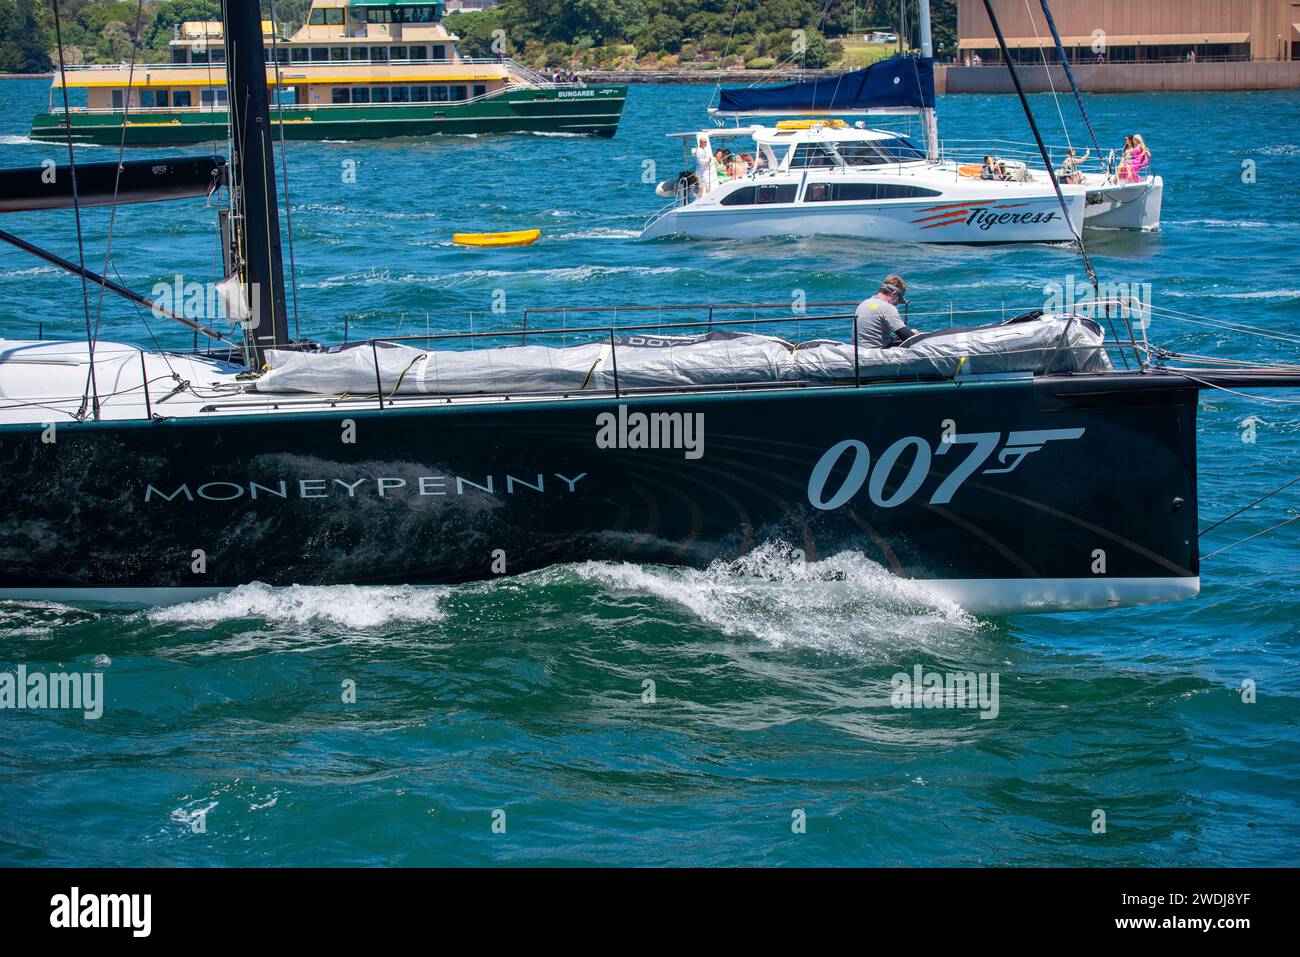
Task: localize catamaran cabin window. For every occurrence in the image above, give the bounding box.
[172,90,192,107]
[789,143,840,168]
[804,182,942,201]
[837,144,893,166]
[352,88,370,103]
[875,137,926,161]
[332,88,351,104]
[310,47,328,62]
[720,184,798,206]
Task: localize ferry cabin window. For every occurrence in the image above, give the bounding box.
[431,45,446,60]
[719,184,798,206]
[311,47,329,61]
[370,47,389,62]
[139,90,169,108]
[371,87,390,103]
[332,87,350,104]
[789,144,839,168]
[199,88,228,107]
[352,87,370,103]
[309,8,325,24]
[391,47,408,61]
[390,86,410,103]
[330,47,348,61]
[409,46,427,60]
[431,86,450,101]
[473,84,487,98]
[272,48,289,63]
[450,85,468,101]
[803,182,942,201]
[291,47,309,62]
[350,47,368,61]
[311,8,344,25]
[409,85,429,102]
[172,90,192,107]
[368,6,440,22]
[191,48,209,64]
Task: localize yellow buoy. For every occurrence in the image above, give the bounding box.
[452,228,541,248]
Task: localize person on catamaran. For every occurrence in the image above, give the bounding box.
[1115,134,1150,184]
[692,136,714,197]
[1059,147,1089,185]
[856,275,921,350]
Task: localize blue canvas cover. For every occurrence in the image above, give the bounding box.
[716,55,935,114]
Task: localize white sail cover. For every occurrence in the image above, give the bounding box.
[254,316,1110,396]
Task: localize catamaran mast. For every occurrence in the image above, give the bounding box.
[222,0,290,363]
[917,0,940,161]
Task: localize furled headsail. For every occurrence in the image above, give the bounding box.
[0,156,226,213]
[714,54,935,116]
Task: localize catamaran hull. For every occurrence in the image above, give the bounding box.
[0,375,1199,614]
[1083,176,1163,230]
[29,87,628,146]
[642,193,1086,244]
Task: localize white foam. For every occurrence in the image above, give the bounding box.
[572,542,979,655]
[148,582,448,629]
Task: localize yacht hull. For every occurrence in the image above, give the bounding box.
[642,193,1086,244]
[0,374,1199,614]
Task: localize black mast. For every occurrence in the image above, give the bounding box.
[223,0,290,363]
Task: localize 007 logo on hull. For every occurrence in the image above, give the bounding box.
[807,428,1085,510]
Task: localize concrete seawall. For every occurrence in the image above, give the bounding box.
[941,61,1300,93]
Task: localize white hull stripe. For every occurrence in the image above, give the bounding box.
[0,577,1200,615]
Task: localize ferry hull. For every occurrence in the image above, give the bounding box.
[0,375,1199,614]
[29,87,627,146]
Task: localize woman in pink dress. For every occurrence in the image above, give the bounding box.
[1116,134,1151,183]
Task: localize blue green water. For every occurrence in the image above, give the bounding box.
[1,79,1298,866]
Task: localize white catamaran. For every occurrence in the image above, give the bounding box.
[643,1,1161,243]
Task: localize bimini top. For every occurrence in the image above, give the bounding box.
[714,55,935,117]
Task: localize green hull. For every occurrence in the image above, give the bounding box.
[31,86,627,146]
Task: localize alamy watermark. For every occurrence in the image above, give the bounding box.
[1,665,103,719]
[891,665,1000,719]
[1044,274,1152,331]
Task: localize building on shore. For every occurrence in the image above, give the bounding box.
[942,0,1300,92]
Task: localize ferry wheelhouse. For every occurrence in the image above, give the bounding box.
[31,0,626,145]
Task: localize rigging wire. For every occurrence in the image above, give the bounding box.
[1202,512,1300,560]
[1023,0,1071,154]
[50,0,100,421]
[979,0,1097,293]
[1200,473,1300,538]
[89,0,147,358]
[267,0,302,340]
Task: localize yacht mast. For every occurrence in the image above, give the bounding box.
[222,0,290,362]
[917,0,940,160]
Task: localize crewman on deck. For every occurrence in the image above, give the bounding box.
[856,275,921,349]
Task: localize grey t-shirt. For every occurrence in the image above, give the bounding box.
[856,295,905,348]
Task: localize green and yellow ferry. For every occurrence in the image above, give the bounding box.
[31,0,626,145]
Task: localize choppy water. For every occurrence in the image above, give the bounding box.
[1,79,1298,866]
